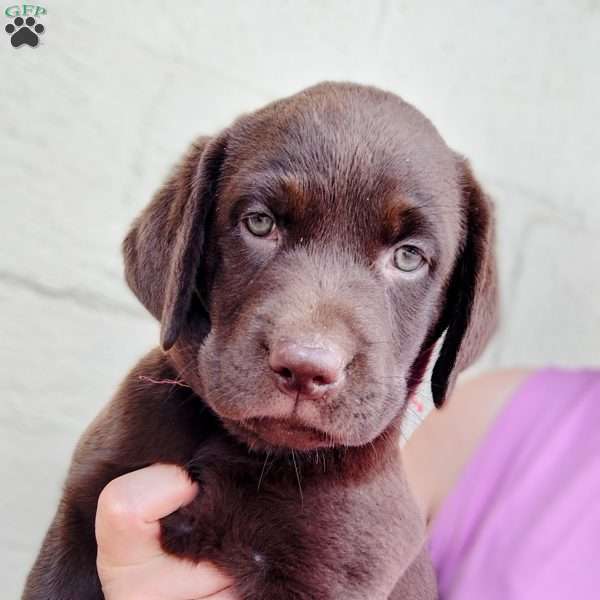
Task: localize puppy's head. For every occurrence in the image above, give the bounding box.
[124,82,497,452]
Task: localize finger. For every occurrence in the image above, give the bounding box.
[99,555,235,600]
[96,464,198,565]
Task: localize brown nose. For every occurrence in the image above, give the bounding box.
[269,339,345,400]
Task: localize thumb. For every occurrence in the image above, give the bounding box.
[95,463,198,566]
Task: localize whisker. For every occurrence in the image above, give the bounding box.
[291,449,304,508]
[257,449,271,492]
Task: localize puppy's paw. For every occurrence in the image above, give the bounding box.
[160,502,201,557]
[159,461,213,560]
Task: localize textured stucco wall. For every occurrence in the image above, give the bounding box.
[1,1,599,596]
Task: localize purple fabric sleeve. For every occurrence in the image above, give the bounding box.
[428,368,600,599]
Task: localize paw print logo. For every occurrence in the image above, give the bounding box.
[5,16,44,48]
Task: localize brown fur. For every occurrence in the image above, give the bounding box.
[23,82,498,599]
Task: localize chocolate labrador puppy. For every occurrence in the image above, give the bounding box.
[23,82,497,600]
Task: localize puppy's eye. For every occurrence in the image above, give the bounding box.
[244,213,275,237]
[393,245,425,272]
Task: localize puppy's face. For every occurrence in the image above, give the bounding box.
[124,83,497,452]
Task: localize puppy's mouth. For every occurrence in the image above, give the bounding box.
[229,417,340,451]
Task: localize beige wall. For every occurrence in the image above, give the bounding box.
[1,1,599,595]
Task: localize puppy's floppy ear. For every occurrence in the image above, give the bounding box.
[123,133,228,351]
[430,160,499,407]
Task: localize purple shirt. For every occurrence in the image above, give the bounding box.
[428,369,600,599]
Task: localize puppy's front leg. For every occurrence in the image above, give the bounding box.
[159,459,334,600]
[160,452,420,600]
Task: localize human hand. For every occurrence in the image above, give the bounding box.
[96,464,235,600]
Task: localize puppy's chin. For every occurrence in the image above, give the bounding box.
[222,417,343,453]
